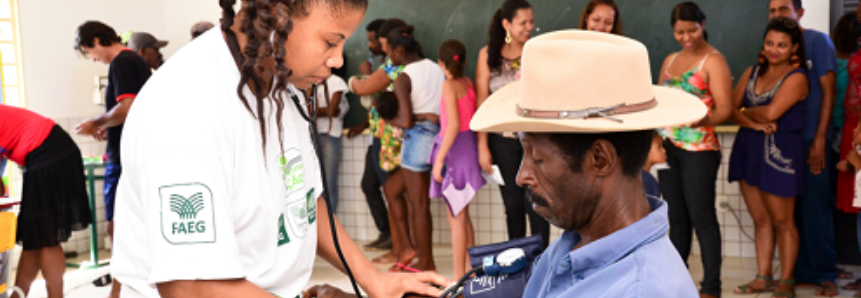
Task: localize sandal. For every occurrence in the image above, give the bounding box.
[772,279,795,298]
[389,262,421,273]
[840,268,854,280]
[735,274,774,294]
[816,281,839,297]
[848,279,861,291]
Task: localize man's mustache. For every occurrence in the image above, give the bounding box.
[526,187,549,208]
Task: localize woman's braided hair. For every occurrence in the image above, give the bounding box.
[220,0,367,154]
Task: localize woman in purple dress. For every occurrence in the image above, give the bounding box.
[729,18,809,298]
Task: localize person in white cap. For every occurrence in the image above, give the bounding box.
[128,32,168,71]
[469,29,704,297]
[190,21,215,40]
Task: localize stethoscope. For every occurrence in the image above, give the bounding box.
[223,29,363,298]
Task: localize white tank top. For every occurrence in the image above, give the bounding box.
[402,59,444,115]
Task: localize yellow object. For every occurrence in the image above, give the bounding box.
[0,212,16,251]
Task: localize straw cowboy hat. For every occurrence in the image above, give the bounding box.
[470,29,707,133]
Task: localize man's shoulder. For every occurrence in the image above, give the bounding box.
[626,238,698,296]
[805,29,834,48]
[112,51,148,68]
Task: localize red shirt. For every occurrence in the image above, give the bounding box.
[0,104,55,165]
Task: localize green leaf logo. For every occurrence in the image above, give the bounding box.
[170,192,205,220]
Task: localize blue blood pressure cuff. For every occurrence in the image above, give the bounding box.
[463,235,544,298]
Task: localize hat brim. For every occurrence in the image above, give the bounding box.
[153,40,169,48]
[470,82,708,133]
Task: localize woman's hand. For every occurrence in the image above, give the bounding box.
[838,160,852,173]
[362,270,450,298]
[479,146,493,174]
[432,161,444,183]
[752,122,777,135]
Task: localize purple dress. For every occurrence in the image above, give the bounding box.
[428,79,486,216]
[728,66,807,197]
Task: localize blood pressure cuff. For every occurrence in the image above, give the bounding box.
[463,235,544,298]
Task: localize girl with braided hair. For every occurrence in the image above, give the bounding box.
[109,1,448,297]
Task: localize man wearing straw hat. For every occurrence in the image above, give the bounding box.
[469,30,704,297]
[299,30,705,298]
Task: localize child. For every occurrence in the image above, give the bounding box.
[374,92,418,272]
[643,131,666,198]
[840,121,861,297]
[429,40,486,278]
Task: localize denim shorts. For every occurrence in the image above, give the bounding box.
[400,121,440,172]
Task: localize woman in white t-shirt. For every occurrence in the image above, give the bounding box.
[313,74,350,213]
[383,25,445,272]
[110,1,447,298]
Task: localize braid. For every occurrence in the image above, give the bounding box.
[270,2,294,158]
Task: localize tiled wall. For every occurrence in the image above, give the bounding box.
[336,132,753,257]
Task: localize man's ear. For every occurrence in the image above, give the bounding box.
[589,139,617,177]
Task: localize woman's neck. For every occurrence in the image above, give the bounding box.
[766,61,794,73]
[402,53,422,65]
[681,41,711,56]
[502,42,524,59]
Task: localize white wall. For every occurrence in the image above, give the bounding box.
[800,0,830,33]
[159,0,223,58]
[18,0,165,119]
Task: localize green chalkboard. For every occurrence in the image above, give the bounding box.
[341,0,769,127]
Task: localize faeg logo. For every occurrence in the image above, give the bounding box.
[160,183,216,244]
[279,148,305,195]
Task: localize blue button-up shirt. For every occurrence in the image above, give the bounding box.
[523,196,697,298]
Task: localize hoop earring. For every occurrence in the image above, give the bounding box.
[505,30,512,44]
[790,53,801,68]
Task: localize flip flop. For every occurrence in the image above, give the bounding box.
[772,279,795,298]
[394,262,421,273]
[735,274,774,294]
[816,281,839,297]
[840,269,854,280]
[847,279,861,291]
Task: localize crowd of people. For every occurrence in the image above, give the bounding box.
[2,0,861,297]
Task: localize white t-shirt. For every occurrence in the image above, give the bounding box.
[315,75,350,138]
[402,59,444,115]
[112,29,324,298]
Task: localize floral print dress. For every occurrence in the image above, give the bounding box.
[660,52,721,151]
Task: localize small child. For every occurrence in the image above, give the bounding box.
[428,40,486,278]
[373,92,404,172]
[841,122,861,297]
[642,131,666,198]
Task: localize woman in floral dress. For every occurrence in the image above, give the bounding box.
[656,3,733,298]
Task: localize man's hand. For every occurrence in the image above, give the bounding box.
[303,285,356,298]
[75,118,100,138]
[95,128,108,142]
[363,271,450,298]
[808,136,827,175]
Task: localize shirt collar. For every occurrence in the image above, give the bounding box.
[562,195,668,276]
